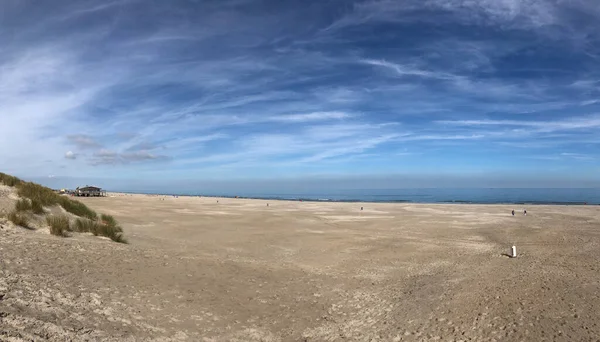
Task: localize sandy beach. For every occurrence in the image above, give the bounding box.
[2,193,600,341]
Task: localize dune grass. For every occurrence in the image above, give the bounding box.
[31,199,45,214]
[15,198,31,211]
[8,210,32,229]
[58,196,97,220]
[16,181,97,219]
[15,198,45,214]
[73,217,101,233]
[97,214,127,243]
[100,214,118,227]
[0,173,22,187]
[46,215,70,237]
[1,172,126,242]
[74,217,127,243]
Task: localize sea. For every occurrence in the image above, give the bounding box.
[120,188,600,205]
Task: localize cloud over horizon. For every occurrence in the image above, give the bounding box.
[1,0,599,187]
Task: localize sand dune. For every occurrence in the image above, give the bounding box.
[1,193,600,341]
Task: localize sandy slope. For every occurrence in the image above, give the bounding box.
[1,192,600,341]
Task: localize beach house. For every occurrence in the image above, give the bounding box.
[75,186,106,197]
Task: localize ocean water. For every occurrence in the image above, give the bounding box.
[131,188,600,205]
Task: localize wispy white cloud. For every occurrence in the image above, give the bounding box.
[531,152,596,162]
[437,115,600,133]
[90,149,170,166]
[63,1,130,19]
[327,0,563,32]
[361,59,448,79]
[67,135,103,149]
[270,111,352,122]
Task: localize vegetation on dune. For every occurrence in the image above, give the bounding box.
[99,214,127,243]
[47,215,70,237]
[0,173,22,187]
[8,210,32,229]
[15,197,45,215]
[100,214,118,227]
[31,199,45,214]
[73,217,101,233]
[13,181,97,219]
[58,196,97,220]
[74,217,127,243]
[0,172,126,243]
[15,198,32,211]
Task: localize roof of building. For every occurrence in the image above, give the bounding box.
[79,186,102,191]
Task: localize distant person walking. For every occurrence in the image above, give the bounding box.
[524,209,527,216]
[512,210,515,216]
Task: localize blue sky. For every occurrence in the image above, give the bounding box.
[1,0,600,190]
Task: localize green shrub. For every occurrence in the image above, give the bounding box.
[46,215,70,237]
[15,199,31,211]
[31,199,45,214]
[8,211,31,229]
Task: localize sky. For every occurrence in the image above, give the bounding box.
[1,0,600,191]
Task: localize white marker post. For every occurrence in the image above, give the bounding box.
[511,245,517,258]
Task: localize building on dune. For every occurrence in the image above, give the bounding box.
[75,186,106,197]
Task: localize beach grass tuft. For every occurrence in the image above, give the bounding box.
[74,217,127,243]
[99,214,127,243]
[74,217,98,233]
[58,197,97,220]
[47,215,70,236]
[100,213,118,227]
[31,199,45,214]
[8,210,32,229]
[15,198,31,211]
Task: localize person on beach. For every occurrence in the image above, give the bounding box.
[524,209,527,216]
[512,210,515,216]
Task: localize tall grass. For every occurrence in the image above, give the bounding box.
[16,181,97,219]
[73,218,101,233]
[46,215,70,236]
[58,197,97,220]
[0,173,22,187]
[15,199,31,211]
[8,210,32,229]
[100,214,118,227]
[17,182,60,206]
[31,199,45,214]
[15,198,45,214]
[1,172,126,243]
[74,216,127,243]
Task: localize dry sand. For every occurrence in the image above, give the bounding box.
[2,191,600,341]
